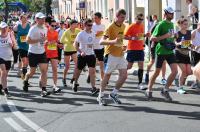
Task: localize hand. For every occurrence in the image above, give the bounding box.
[113,37,122,44]
[145,33,151,38]
[122,45,127,51]
[40,36,47,42]
[151,37,157,42]
[57,43,63,49]
[81,51,86,56]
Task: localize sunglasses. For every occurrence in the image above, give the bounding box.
[138,18,144,21]
[51,25,57,27]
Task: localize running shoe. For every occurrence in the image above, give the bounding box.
[137,83,147,90]
[91,87,99,96]
[70,78,79,86]
[97,96,107,106]
[145,90,153,101]
[3,88,11,97]
[72,82,79,92]
[41,90,51,97]
[191,82,198,89]
[160,79,167,85]
[53,86,61,93]
[109,93,122,104]
[161,89,172,102]
[177,87,186,94]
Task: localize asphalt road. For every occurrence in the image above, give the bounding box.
[0,64,200,132]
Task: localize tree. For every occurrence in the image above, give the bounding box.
[45,0,52,16]
[29,0,45,12]
[4,0,8,22]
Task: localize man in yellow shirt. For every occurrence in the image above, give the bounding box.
[60,20,81,87]
[97,9,127,105]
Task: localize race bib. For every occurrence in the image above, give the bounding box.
[137,33,144,40]
[96,31,104,38]
[182,40,191,48]
[47,43,57,50]
[20,35,27,43]
[87,44,93,49]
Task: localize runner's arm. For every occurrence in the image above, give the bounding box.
[100,35,120,45]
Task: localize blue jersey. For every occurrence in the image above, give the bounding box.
[17,23,30,51]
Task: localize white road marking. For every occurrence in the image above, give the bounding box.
[4,117,27,132]
[7,101,47,132]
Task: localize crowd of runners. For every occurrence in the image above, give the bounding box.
[0,6,200,106]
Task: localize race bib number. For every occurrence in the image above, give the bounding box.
[96,31,104,38]
[47,43,57,50]
[20,35,27,43]
[0,38,11,47]
[137,33,144,40]
[87,44,93,49]
[182,40,191,48]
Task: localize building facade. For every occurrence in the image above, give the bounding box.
[52,0,200,25]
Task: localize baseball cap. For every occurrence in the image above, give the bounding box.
[164,7,174,14]
[35,12,46,19]
[0,22,8,28]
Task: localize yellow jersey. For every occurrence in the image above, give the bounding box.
[104,22,126,57]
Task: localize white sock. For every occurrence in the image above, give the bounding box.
[99,91,104,97]
[111,88,119,95]
[164,85,169,91]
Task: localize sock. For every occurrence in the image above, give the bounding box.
[42,87,46,91]
[111,88,119,95]
[164,85,169,92]
[0,84,2,90]
[99,91,104,97]
[4,88,8,92]
[138,69,144,84]
[22,67,27,76]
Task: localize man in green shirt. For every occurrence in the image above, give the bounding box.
[145,7,178,101]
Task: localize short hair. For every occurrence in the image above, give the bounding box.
[116,9,126,17]
[94,12,102,18]
[20,13,27,19]
[69,19,78,25]
[84,19,93,25]
[136,13,144,19]
[177,18,188,25]
[49,19,56,25]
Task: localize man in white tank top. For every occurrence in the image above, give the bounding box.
[191,22,200,89]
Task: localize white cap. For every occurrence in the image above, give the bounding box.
[0,22,8,28]
[164,7,174,14]
[35,12,46,19]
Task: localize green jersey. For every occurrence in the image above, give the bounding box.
[152,20,174,55]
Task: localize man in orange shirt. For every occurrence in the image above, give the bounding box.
[124,13,149,90]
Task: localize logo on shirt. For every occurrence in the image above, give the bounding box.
[88,36,93,43]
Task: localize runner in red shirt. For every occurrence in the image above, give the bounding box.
[45,19,62,93]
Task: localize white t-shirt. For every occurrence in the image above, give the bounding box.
[0,34,13,61]
[188,3,194,16]
[192,29,200,46]
[92,23,105,49]
[27,25,47,54]
[75,30,96,55]
[56,28,66,41]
